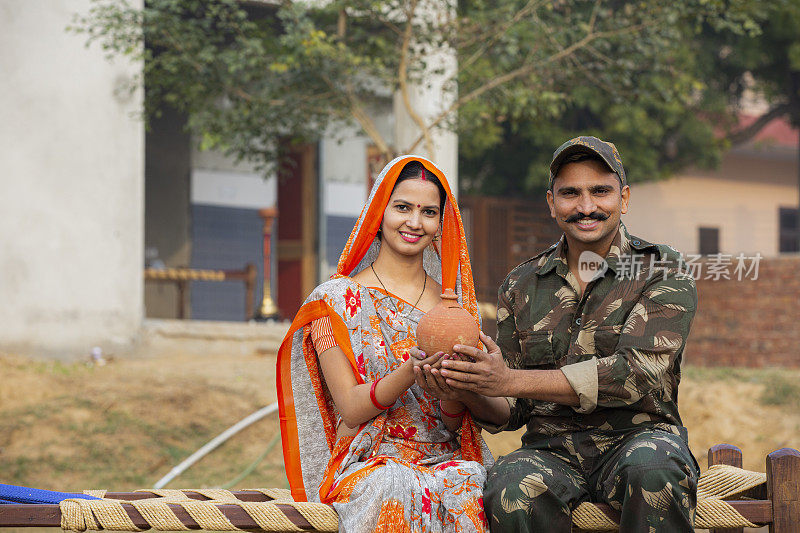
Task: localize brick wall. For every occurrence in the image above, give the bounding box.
[686,255,800,367]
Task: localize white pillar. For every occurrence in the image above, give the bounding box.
[393,0,459,191]
[0,1,144,357]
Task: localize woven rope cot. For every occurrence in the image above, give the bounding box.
[59,489,338,533]
[2,445,798,532]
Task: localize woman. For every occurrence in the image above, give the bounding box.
[277,155,492,532]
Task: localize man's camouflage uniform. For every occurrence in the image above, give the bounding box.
[482,223,699,532]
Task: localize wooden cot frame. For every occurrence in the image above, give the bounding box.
[1,444,798,532]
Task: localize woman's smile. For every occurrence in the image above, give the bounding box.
[400,231,423,243]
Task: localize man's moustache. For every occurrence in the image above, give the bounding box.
[565,212,610,223]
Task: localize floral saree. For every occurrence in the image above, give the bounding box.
[277,155,492,533]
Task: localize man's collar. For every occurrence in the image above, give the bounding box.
[602,224,630,274]
[537,223,642,276]
[537,236,567,276]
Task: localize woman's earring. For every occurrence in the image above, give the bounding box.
[432,234,440,242]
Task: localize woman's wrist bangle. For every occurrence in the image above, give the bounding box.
[440,401,466,418]
[370,377,392,411]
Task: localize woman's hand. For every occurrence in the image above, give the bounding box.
[409,347,446,369]
[409,348,466,402]
[408,348,444,372]
[415,364,471,402]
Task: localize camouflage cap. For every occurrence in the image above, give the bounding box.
[549,136,626,189]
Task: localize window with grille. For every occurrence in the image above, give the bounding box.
[698,227,719,255]
[779,207,799,253]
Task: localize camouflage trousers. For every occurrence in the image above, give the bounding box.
[483,427,698,532]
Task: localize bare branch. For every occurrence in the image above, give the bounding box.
[585,44,613,66]
[458,0,545,76]
[567,54,615,94]
[232,87,254,102]
[588,0,602,33]
[409,22,651,150]
[321,74,393,158]
[726,102,791,146]
[397,0,435,158]
[376,13,403,37]
[337,9,346,39]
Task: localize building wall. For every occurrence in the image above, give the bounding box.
[188,151,276,321]
[687,255,800,367]
[0,1,144,356]
[320,132,371,278]
[319,95,460,279]
[144,108,191,318]
[624,150,798,257]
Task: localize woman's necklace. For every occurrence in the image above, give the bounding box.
[370,262,427,315]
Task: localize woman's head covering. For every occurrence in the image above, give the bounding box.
[336,155,477,316]
[277,155,485,502]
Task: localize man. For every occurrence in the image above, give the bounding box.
[416,136,699,531]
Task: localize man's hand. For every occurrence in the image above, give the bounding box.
[440,332,514,397]
[413,362,473,402]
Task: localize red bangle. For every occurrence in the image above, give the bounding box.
[370,377,392,411]
[440,401,466,418]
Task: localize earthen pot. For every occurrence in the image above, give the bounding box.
[416,288,480,356]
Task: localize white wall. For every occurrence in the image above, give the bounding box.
[623,150,798,257]
[0,1,144,357]
[191,169,276,209]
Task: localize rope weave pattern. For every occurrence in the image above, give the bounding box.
[59,464,767,533]
[61,499,141,532]
[569,463,766,531]
[60,490,338,532]
[695,498,758,529]
[697,463,767,500]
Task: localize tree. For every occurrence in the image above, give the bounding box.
[702,0,800,251]
[460,0,800,195]
[72,0,759,175]
[700,0,800,137]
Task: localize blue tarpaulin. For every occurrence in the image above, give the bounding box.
[0,484,100,504]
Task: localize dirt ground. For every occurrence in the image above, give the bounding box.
[482,366,800,472]
[1,351,798,533]
[0,352,285,491]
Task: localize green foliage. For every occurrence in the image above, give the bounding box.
[699,0,800,123]
[460,0,800,195]
[71,0,407,170]
[72,0,774,186]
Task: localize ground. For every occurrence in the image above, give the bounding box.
[2,352,799,530]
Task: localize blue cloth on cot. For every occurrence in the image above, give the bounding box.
[0,484,101,504]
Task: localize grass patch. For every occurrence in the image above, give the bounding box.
[758,373,800,408]
[683,365,800,408]
[0,361,283,490]
[29,359,95,377]
[682,365,760,383]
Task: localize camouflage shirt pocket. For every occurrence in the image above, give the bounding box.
[519,330,556,366]
[594,324,623,357]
